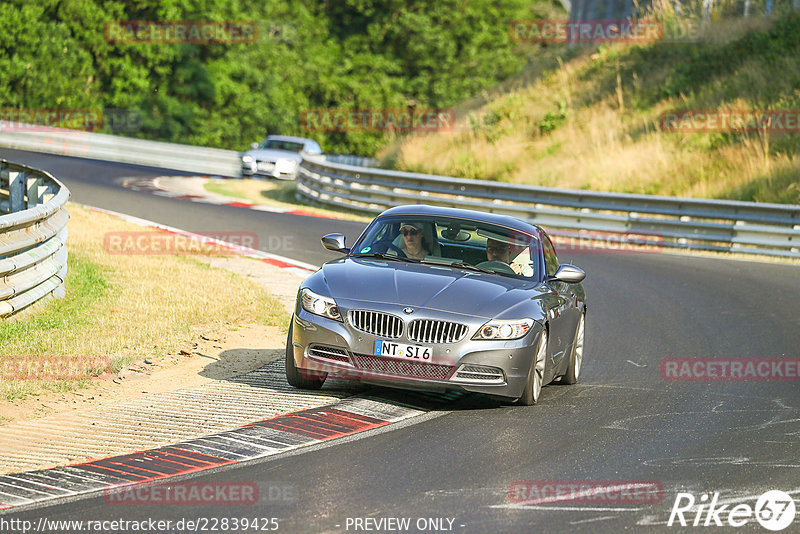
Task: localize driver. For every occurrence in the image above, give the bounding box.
[399,222,430,260]
[486,238,523,274]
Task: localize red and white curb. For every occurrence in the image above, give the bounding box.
[81,203,318,277]
[0,397,423,511]
[123,176,338,219]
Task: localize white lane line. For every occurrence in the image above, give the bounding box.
[569,515,618,525]
[78,203,318,273]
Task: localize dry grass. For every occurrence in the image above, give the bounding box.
[204,179,372,222]
[382,15,800,205]
[0,204,286,399]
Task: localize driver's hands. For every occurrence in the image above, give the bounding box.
[510,263,523,275]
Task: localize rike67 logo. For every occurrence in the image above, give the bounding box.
[668,490,796,531]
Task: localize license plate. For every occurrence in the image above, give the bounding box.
[374,340,432,360]
[258,162,275,171]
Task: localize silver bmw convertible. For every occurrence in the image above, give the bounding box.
[286,205,587,405]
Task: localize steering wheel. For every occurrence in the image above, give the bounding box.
[475,260,516,274]
[385,242,408,258]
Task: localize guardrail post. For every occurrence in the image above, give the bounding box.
[27,177,43,208]
[8,170,25,213]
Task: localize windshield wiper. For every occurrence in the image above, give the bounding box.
[450,261,495,274]
[352,253,420,263]
[421,260,494,274]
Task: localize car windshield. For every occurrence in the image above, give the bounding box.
[260,139,305,152]
[352,215,539,279]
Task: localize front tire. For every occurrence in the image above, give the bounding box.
[285,321,327,390]
[561,312,585,385]
[517,328,548,406]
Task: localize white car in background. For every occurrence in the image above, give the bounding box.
[240,134,323,180]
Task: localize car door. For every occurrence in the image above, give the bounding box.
[540,233,576,370]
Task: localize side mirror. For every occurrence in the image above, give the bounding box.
[250,142,259,149]
[551,264,586,283]
[321,233,349,254]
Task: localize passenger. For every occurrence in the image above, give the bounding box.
[398,222,431,260]
[486,238,523,274]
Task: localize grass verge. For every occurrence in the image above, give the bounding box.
[0,204,286,400]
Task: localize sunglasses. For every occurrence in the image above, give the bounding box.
[401,228,420,236]
[486,245,506,252]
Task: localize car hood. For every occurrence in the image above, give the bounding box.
[242,148,302,162]
[319,257,546,320]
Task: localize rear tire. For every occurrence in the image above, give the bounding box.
[561,312,585,385]
[285,320,327,390]
[517,328,548,406]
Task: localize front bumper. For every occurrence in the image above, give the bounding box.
[241,161,297,180]
[291,309,541,400]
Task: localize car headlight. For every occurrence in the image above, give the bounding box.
[300,288,341,321]
[242,155,254,163]
[473,318,534,340]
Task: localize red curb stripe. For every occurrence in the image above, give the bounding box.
[105,462,172,477]
[122,176,345,221]
[76,463,151,482]
[321,408,388,424]
[261,258,300,269]
[137,451,207,469]
[157,447,234,466]
[0,401,406,511]
[286,209,337,219]
[277,410,383,434]
[262,408,389,439]
[264,421,334,440]
[139,455,199,470]
[74,447,234,484]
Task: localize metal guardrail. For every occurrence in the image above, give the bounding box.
[324,154,378,167]
[297,157,800,258]
[0,160,70,318]
[0,126,241,177]
[0,125,375,177]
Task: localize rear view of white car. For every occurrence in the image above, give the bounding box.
[240,134,322,180]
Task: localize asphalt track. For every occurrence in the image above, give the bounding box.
[2,148,799,533]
